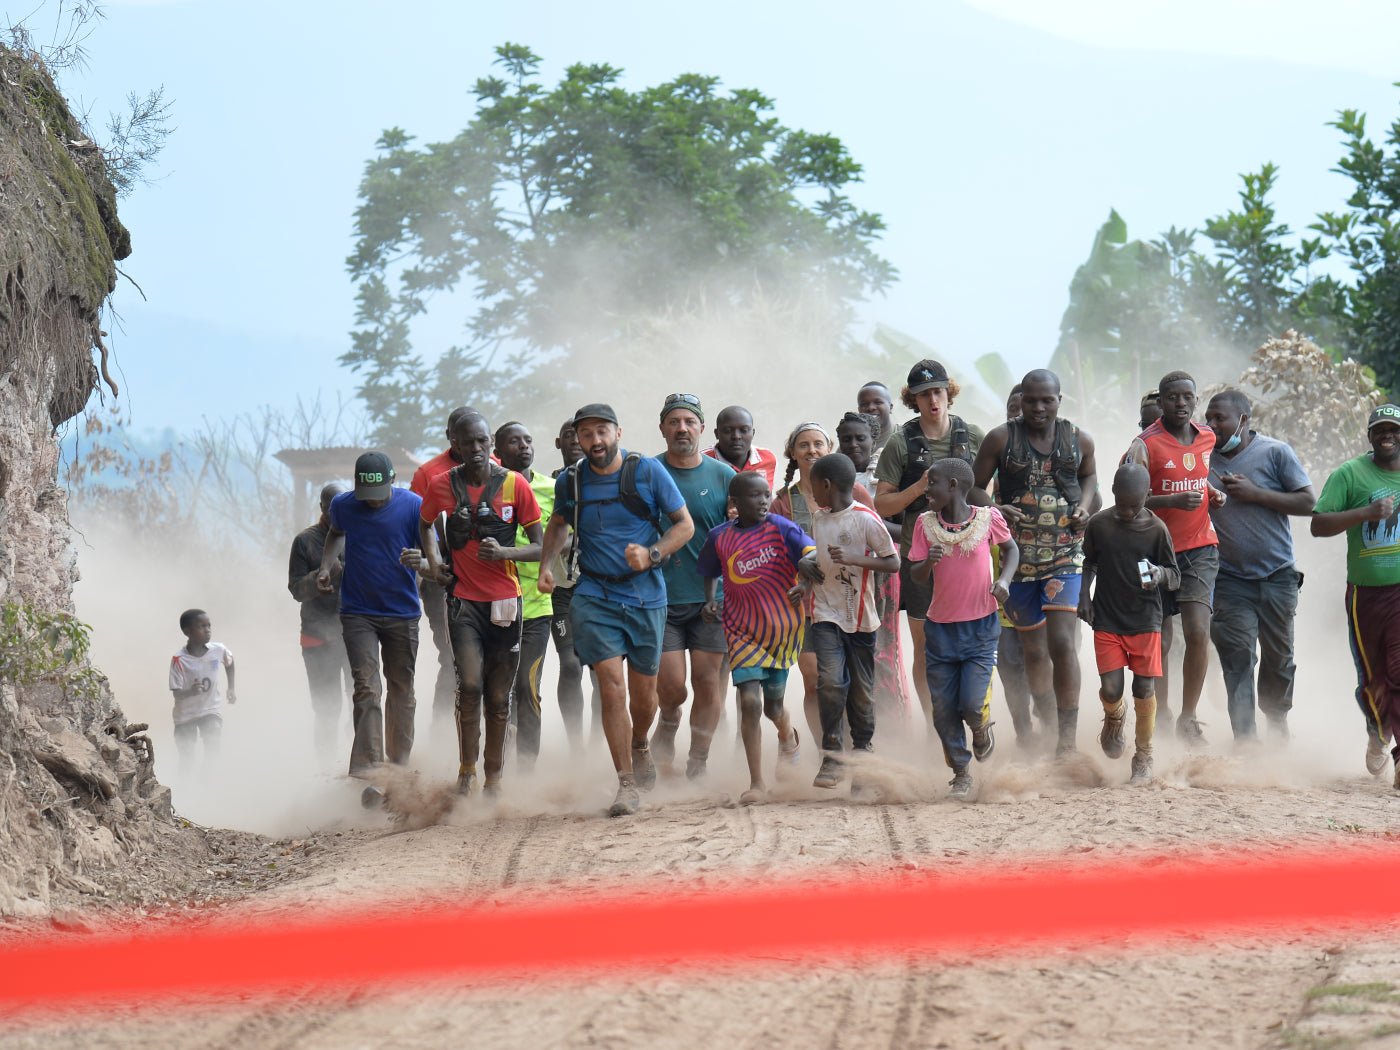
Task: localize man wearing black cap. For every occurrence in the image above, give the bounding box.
[537,404,694,817]
[1313,403,1400,785]
[874,359,984,722]
[317,452,426,805]
[652,393,735,779]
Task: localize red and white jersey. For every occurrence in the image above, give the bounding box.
[1138,420,1217,552]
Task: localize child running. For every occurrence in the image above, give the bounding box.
[169,608,236,777]
[697,472,818,804]
[795,453,900,794]
[909,458,1018,800]
[1077,463,1180,783]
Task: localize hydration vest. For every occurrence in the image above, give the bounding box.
[998,418,1082,513]
[563,452,664,583]
[897,414,972,516]
[444,463,519,551]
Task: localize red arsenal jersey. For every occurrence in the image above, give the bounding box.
[1139,419,1218,552]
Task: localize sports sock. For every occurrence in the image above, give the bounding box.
[1134,695,1156,752]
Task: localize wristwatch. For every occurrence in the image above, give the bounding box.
[648,546,662,566]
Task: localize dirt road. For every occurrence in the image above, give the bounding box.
[5,748,1400,1050]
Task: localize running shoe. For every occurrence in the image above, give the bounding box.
[632,743,657,791]
[813,754,843,789]
[1099,712,1126,760]
[738,787,766,806]
[360,784,386,809]
[948,769,973,800]
[1176,714,1208,750]
[483,777,502,799]
[685,755,707,780]
[609,779,640,817]
[1265,715,1290,743]
[1366,730,1389,776]
[972,720,996,762]
[455,772,477,797]
[1130,750,1153,784]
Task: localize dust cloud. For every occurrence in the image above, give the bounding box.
[71,456,1368,843]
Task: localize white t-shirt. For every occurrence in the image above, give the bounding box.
[808,502,897,633]
[169,642,234,725]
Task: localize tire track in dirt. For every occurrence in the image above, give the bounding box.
[500,814,541,888]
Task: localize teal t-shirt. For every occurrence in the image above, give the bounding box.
[1314,453,1400,587]
[656,454,736,605]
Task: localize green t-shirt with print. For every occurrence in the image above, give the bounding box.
[1314,453,1400,587]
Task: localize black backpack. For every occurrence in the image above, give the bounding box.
[998,418,1082,515]
[897,414,972,516]
[444,463,520,551]
[562,453,664,583]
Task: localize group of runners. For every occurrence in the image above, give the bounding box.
[282,359,1400,817]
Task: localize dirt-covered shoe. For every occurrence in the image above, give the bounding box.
[482,777,502,799]
[738,787,766,806]
[1176,714,1208,750]
[971,720,996,763]
[1130,750,1153,784]
[1099,712,1126,760]
[1367,730,1389,776]
[948,768,973,801]
[455,772,477,797]
[632,743,657,792]
[1265,715,1290,743]
[651,716,681,769]
[685,755,707,780]
[361,784,386,809]
[813,754,843,789]
[609,776,640,817]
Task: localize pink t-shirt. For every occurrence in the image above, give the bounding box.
[908,507,1011,624]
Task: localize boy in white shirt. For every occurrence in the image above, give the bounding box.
[794,454,900,793]
[169,608,236,776]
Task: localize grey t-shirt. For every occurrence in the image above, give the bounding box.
[1206,432,1311,579]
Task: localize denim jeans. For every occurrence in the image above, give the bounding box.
[809,621,876,752]
[925,613,999,770]
[341,614,419,775]
[1209,567,1299,739]
[448,597,522,779]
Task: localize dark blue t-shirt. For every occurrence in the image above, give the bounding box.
[554,451,685,609]
[329,487,423,618]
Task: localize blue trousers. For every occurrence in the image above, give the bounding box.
[924,613,1000,770]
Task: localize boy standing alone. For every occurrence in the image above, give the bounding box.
[169,608,236,777]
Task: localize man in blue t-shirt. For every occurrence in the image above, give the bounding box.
[1204,391,1316,743]
[318,451,426,804]
[650,394,735,780]
[538,404,693,817]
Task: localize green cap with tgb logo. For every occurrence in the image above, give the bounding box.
[353,451,395,500]
[1368,404,1400,430]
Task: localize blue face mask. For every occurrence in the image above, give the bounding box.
[1220,420,1244,455]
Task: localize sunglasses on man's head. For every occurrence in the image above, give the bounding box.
[666,393,701,406]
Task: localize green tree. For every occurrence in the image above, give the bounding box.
[347,43,894,448]
[1314,104,1400,391]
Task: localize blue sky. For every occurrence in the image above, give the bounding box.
[24,0,1400,439]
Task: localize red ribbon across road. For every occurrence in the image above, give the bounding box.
[0,842,1393,1015]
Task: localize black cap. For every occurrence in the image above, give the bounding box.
[573,403,619,427]
[353,451,395,501]
[907,359,950,394]
[1369,404,1400,430]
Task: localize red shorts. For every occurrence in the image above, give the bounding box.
[1093,631,1162,677]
